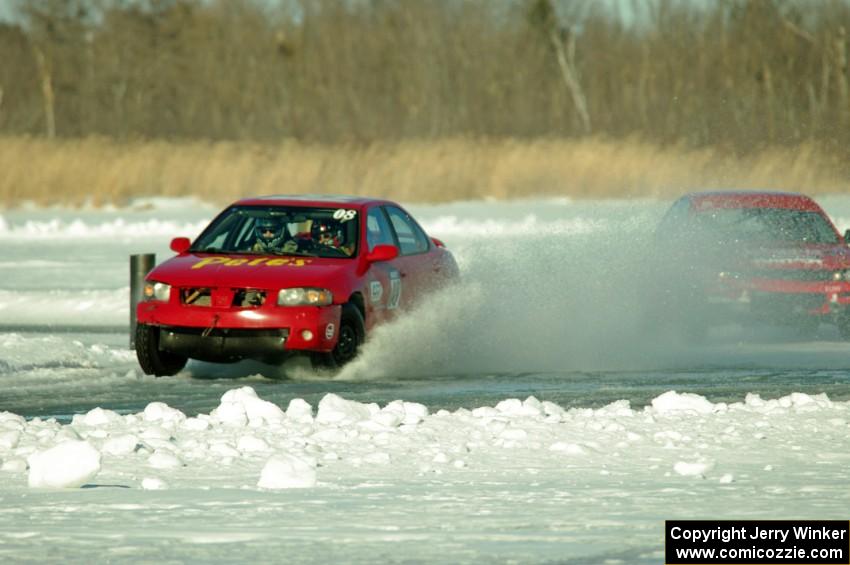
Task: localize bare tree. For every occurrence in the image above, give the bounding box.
[31,43,55,138]
[0,0,849,151]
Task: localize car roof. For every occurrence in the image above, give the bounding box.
[683,190,823,212]
[233,194,396,208]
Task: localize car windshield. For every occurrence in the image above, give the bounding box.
[190,205,359,258]
[693,207,839,245]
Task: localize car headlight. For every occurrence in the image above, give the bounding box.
[277,288,333,307]
[832,270,850,281]
[143,281,171,302]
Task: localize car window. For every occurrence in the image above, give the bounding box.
[191,205,359,258]
[192,210,246,251]
[366,208,396,252]
[385,206,430,255]
[694,208,839,244]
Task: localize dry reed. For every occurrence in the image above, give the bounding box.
[1,136,847,208]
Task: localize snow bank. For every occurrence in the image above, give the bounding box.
[212,386,286,426]
[2,387,848,492]
[0,333,134,371]
[27,440,101,488]
[0,218,209,241]
[258,454,317,489]
[651,391,720,415]
[0,290,128,327]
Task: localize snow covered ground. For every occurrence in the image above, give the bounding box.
[4,386,850,563]
[2,195,850,563]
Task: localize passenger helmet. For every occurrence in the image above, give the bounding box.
[312,220,339,245]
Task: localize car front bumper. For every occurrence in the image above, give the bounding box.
[137,300,341,361]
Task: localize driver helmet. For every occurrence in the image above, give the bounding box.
[255,217,282,243]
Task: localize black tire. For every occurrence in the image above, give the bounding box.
[311,303,365,370]
[135,323,188,377]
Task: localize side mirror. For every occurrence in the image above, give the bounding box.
[170,237,191,254]
[366,244,399,263]
[431,237,445,248]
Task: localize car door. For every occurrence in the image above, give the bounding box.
[383,205,437,307]
[362,206,405,326]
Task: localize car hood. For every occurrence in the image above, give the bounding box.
[147,253,355,291]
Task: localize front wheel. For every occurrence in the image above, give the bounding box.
[135,323,188,377]
[311,304,365,370]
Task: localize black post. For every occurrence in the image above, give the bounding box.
[130,253,156,348]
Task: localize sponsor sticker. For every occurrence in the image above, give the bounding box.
[191,256,312,269]
[370,280,383,304]
[325,323,335,340]
[388,270,402,310]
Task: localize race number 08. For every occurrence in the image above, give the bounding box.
[333,209,357,222]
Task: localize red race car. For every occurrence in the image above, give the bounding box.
[135,196,459,376]
[651,190,850,338]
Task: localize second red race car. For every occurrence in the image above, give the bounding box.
[649,190,850,339]
[135,195,459,376]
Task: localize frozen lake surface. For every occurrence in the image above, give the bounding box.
[2,196,850,563]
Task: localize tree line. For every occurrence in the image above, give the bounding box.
[1,0,849,152]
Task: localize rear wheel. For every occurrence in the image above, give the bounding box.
[135,323,188,377]
[311,304,365,370]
